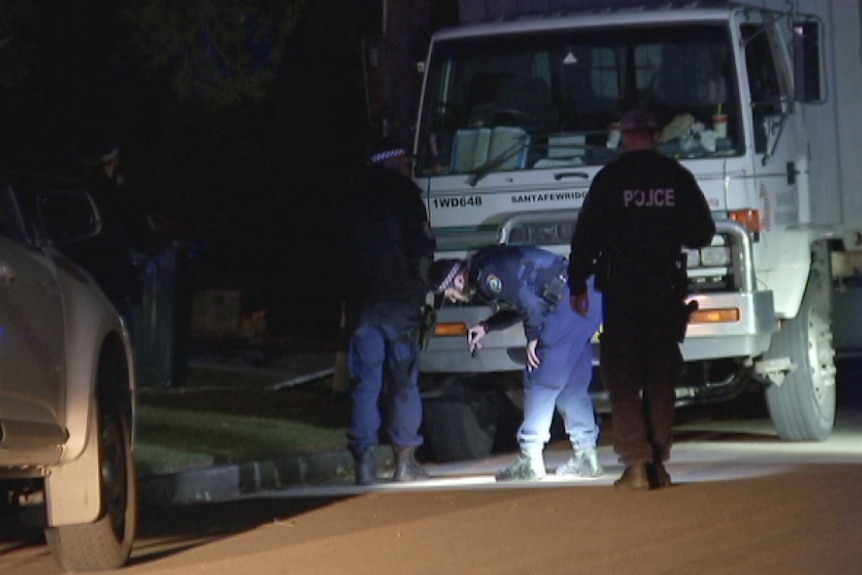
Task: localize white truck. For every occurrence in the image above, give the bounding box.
[413,0,862,462]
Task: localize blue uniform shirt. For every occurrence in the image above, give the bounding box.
[468,245,570,341]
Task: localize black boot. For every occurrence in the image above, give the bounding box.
[393,446,429,482]
[613,464,650,491]
[353,446,378,486]
[649,461,673,489]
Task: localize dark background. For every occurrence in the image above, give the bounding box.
[0,1,458,343]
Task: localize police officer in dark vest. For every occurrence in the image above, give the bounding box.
[61,142,164,335]
[338,137,436,485]
[568,109,715,490]
[429,245,603,481]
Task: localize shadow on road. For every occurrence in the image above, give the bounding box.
[131,496,349,568]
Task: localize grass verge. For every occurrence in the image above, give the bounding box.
[134,365,351,476]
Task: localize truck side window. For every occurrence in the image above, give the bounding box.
[742,24,781,153]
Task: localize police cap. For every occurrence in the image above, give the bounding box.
[368,136,412,165]
[620,109,658,132]
[427,259,465,294]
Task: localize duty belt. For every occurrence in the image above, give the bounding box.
[540,274,568,304]
[519,259,569,304]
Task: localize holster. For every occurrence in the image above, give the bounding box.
[540,276,567,304]
[594,254,611,292]
[673,299,699,343]
[419,304,437,348]
[669,254,693,342]
[533,258,569,304]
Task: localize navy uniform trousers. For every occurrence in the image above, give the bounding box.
[347,300,423,453]
[519,279,603,454]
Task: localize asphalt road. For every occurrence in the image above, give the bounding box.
[3,357,861,574]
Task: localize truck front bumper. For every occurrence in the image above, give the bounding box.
[419,289,777,373]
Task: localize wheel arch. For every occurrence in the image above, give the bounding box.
[45,331,134,527]
[62,309,135,461]
[763,239,836,440]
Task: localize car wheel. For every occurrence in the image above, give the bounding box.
[45,390,137,571]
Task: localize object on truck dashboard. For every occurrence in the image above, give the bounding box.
[712,113,729,138]
[607,123,622,148]
[700,130,719,152]
[660,113,696,142]
[451,126,529,173]
[547,133,586,160]
[534,157,585,168]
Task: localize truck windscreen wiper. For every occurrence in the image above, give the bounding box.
[466,136,530,187]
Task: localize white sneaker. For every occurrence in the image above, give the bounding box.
[495,452,546,481]
[555,447,602,478]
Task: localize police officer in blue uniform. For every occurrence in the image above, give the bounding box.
[339,138,436,485]
[429,245,603,481]
[568,109,716,490]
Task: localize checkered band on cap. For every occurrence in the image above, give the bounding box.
[428,259,466,294]
[369,147,407,164]
[99,147,119,163]
[620,109,657,131]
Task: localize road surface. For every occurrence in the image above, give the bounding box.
[3,362,862,574]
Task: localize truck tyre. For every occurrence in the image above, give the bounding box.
[45,390,137,571]
[423,394,498,462]
[764,244,836,441]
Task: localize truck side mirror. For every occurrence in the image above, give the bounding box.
[793,19,824,103]
[361,35,387,129]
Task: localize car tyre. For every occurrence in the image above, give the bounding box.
[45,388,137,571]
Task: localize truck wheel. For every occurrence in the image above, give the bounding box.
[45,393,137,571]
[764,244,836,441]
[423,394,498,462]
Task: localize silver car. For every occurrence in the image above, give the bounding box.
[0,171,136,571]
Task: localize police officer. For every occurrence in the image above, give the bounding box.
[428,245,603,481]
[339,137,436,485]
[568,109,716,490]
[61,142,164,334]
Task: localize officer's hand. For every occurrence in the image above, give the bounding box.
[570,292,590,317]
[467,324,487,354]
[526,339,540,370]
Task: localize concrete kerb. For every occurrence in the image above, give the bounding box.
[138,446,397,506]
[138,350,355,506]
[139,450,352,506]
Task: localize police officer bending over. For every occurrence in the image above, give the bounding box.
[568,109,716,491]
[429,245,603,481]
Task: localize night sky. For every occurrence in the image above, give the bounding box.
[0,1,455,341]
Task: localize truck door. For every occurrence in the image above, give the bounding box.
[740,17,808,278]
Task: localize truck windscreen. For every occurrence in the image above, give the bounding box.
[417,23,741,176]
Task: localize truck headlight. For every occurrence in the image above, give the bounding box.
[699,246,731,266]
[684,245,731,268]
